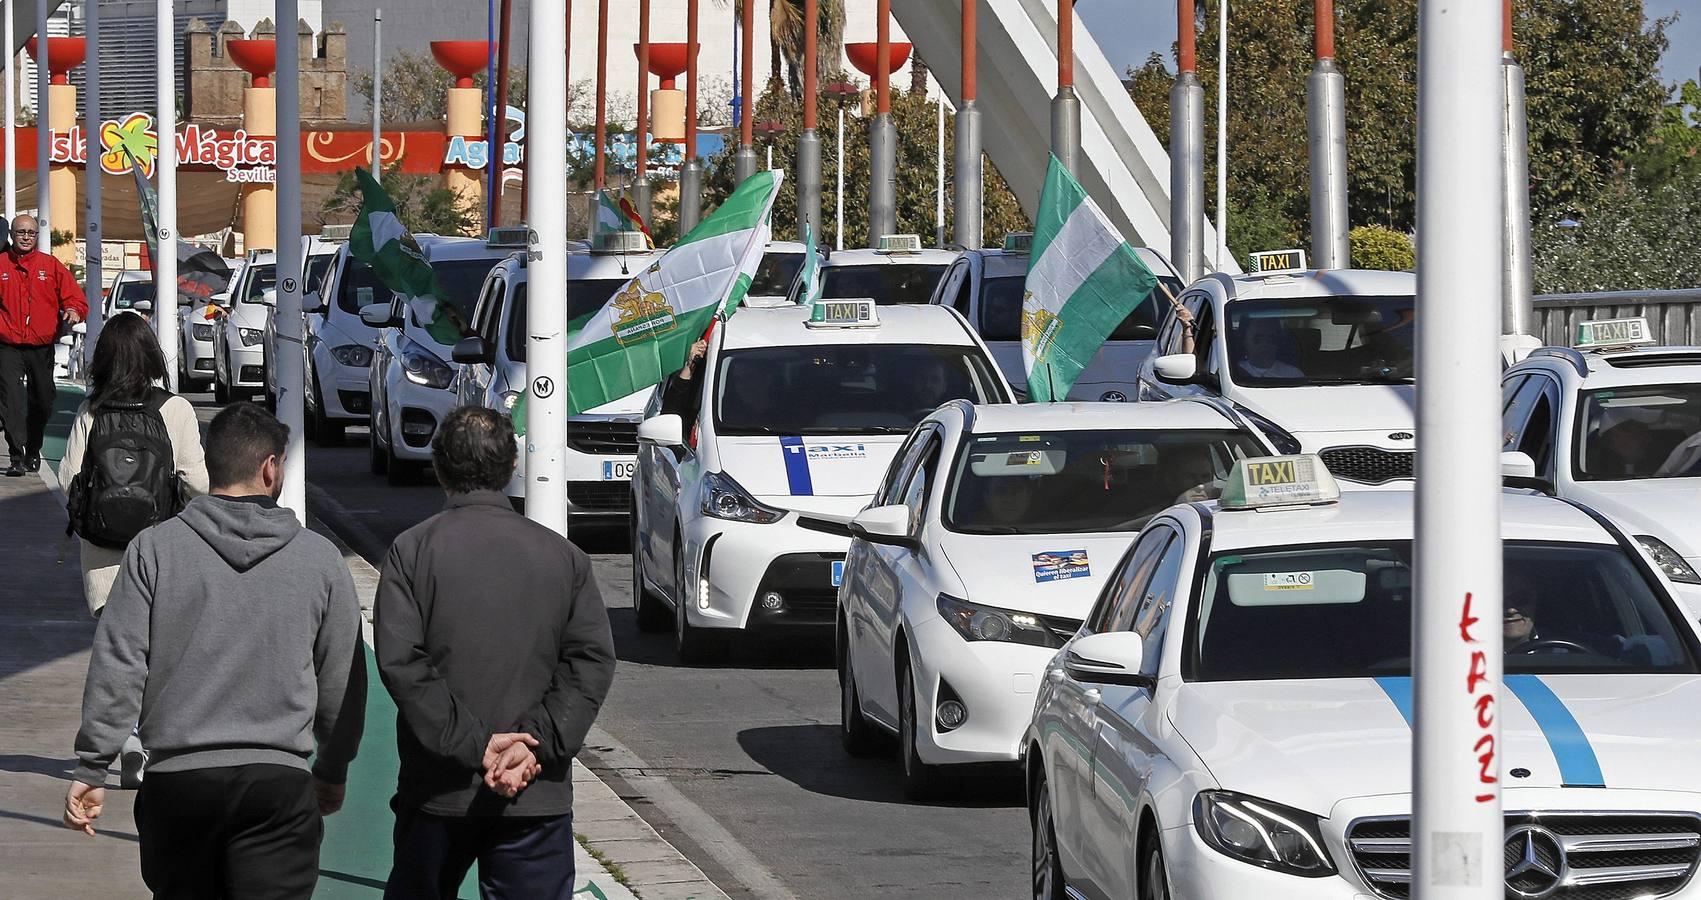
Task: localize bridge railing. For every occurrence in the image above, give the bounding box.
[1532,289,1701,347]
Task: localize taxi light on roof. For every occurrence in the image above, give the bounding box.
[486,226,532,249]
[1002,232,1034,255]
[593,230,649,254]
[1219,454,1340,510]
[806,298,880,328]
[318,224,352,242]
[877,234,923,254]
[1247,249,1307,275]
[1575,317,1654,351]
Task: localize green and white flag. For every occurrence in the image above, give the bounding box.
[514,169,784,431]
[1021,154,1158,402]
[793,222,825,319]
[349,167,464,345]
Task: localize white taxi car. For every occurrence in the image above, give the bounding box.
[1139,250,1417,486]
[365,235,508,483]
[632,300,1013,661]
[453,231,666,509]
[1500,317,1701,588]
[818,235,956,305]
[1026,454,1701,900]
[836,399,1272,798]
[213,251,275,403]
[929,233,1184,401]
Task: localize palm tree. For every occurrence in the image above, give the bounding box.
[719,0,846,100]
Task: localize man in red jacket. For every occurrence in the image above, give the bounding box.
[0,215,86,476]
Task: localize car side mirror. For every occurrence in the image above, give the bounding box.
[72,322,86,335]
[1153,353,1198,384]
[260,288,277,306]
[1064,632,1154,689]
[1501,450,1552,493]
[300,291,324,314]
[360,302,400,327]
[58,334,74,346]
[637,413,685,447]
[451,335,494,365]
[849,504,918,550]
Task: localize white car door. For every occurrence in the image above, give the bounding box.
[860,427,945,725]
[843,427,927,723]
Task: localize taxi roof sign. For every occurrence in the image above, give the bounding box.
[1002,232,1034,255]
[1575,317,1654,351]
[806,297,880,328]
[486,226,532,249]
[1247,249,1308,276]
[318,224,352,242]
[1219,454,1340,510]
[877,234,923,254]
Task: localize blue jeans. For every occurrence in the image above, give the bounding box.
[383,803,575,900]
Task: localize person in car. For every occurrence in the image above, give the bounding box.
[658,338,709,422]
[1236,319,1305,381]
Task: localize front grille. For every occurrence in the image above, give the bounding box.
[1348,813,1701,900]
[567,482,631,512]
[238,364,264,383]
[752,553,843,625]
[567,420,639,455]
[1320,446,1414,484]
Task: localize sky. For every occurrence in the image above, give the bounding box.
[1077,0,1701,91]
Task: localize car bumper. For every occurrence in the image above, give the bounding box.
[228,344,265,386]
[504,435,638,519]
[313,346,373,421]
[384,373,457,462]
[1163,822,1369,899]
[907,617,1052,766]
[184,337,214,367]
[680,515,848,632]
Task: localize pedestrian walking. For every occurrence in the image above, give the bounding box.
[0,214,86,476]
[375,406,615,899]
[65,401,367,900]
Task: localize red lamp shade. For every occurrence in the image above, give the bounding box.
[226,39,277,88]
[845,41,911,78]
[431,41,493,89]
[25,37,86,85]
[641,42,696,90]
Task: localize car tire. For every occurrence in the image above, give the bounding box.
[367,408,389,476]
[1141,829,1171,900]
[633,518,671,633]
[1032,778,1068,900]
[312,377,346,447]
[385,431,416,487]
[899,657,945,801]
[673,539,723,664]
[839,618,882,757]
[213,360,231,404]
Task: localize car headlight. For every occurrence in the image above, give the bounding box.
[399,337,454,389]
[936,594,1067,647]
[330,343,374,367]
[1193,791,1335,877]
[500,390,521,412]
[1637,535,1701,585]
[700,471,784,524]
[238,327,264,347]
[191,323,215,341]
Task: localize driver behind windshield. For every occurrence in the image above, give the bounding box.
[1236,319,1304,381]
[1503,588,1544,652]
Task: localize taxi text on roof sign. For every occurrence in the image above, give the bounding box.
[877,234,924,254]
[1247,248,1308,276]
[808,297,880,328]
[1575,317,1654,351]
[1218,454,1341,509]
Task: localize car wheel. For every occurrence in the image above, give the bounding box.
[213,356,231,404]
[384,428,415,486]
[1033,778,1067,900]
[899,657,945,800]
[312,377,345,446]
[177,344,191,392]
[839,617,882,757]
[1141,830,1170,900]
[367,408,389,476]
[673,538,723,663]
[633,517,671,633]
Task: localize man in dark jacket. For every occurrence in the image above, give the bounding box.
[0,214,86,475]
[65,401,367,898]
[376,406,616,899]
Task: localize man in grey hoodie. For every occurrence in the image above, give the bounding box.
[65,401,366,899]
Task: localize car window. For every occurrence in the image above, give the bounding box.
[1501,374,1529,417]
[821,264,947,304]
[1515,380,1558,475]
[1132,532,1187,676]
[948,263,972,316]
[1501,375,1546,452]
[241,264,277,303]
[1574,383,1701,480]
[978,276,1157,343]
[505,277,633,363]
[876,428,929,506]
[750,252,805,297]
[473,276,505,342]
[305,254,334,297]
[1087,528,1172,634]
[336,257,390,314]
[1223,295,1415,386]
[897,434,942,533]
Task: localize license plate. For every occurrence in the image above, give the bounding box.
[831,560,845,587]
[601,460,636,481]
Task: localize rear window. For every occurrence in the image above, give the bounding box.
[750,253,806,297]
[977,275,1162,341]
[505,277,634,362]
[821,263,947,304]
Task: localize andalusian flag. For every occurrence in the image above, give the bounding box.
[1021,155,1158,402]
[513,169,783,432]
[349,167,465,344]
[597,190,654,247]
[794,222,826,320]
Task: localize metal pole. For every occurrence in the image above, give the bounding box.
[6,0,17,221]
[154,0,177,390]
[371,9,382,170]
[527,0,569,534]
[835,105,844,250]
[81,0,102,367]
[934,96,943,247]
[633,0,652,226]
[1048,0,1079,175]
[276,0,306,519]
[1169,0,1204,283]
[34,0,49,240]
[867,0,895,246]
[493,0,514,227]
[733,0,756,181]
[484,0,497,229]
[1412,0,1504,889]
[1501,0,1532,341]
[795,0,820,239]
[1215,0,1228,269]
[679,0,701,234]
[591,0,607,236]
[1307,0,1349,269]
[953,0,981,250]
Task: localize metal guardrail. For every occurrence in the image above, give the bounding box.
[1532,289,1701,347]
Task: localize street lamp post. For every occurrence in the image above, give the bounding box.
[796,0,821,239]
[733,0,756,181]
[1170,0,1205,283]
[754,118,784,172]
[276,0,306,519]
[1049,0,1079,175]
[634,0,652,225]
[154,0,177,389]
[954,0,981,250]
[679,0,702,233]
[824,79,859,251]
[527,0,569,534]
[82,0,102,368]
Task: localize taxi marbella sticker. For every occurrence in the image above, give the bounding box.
[1033,550,1091,583]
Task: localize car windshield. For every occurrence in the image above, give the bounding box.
[945,429,1266,534]
[406,258,503,338]
[1575,384,1701,479]
[112,282,157,309]
[977,275,1166,342]
[1224,296,1415,386]
[821,263,946,304]
[336,257,388,314]
[505,278,632,362]
[305,253,334,295]
[750,252,805,297]
[715,344,1004,435]
[1188,541,1696,680]
[242,264,277,303]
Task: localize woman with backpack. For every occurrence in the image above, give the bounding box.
[62,312,209,615]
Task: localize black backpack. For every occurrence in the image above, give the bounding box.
[66,388,187,549]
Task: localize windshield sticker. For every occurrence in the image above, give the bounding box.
[1007,450,1046,466]
[1263,572,1315,591]
[1019,435,1045,442]
[1033,550,1091,583]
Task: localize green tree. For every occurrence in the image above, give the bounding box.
[353,49,543,123]
[1531,165,1701,292]
[317,166,478,236]
[1349,225,1415,271]
[1630,79,1701,187]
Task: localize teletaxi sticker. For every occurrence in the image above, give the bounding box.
[1263,572,1315,591]
[1033,550,1091,583]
